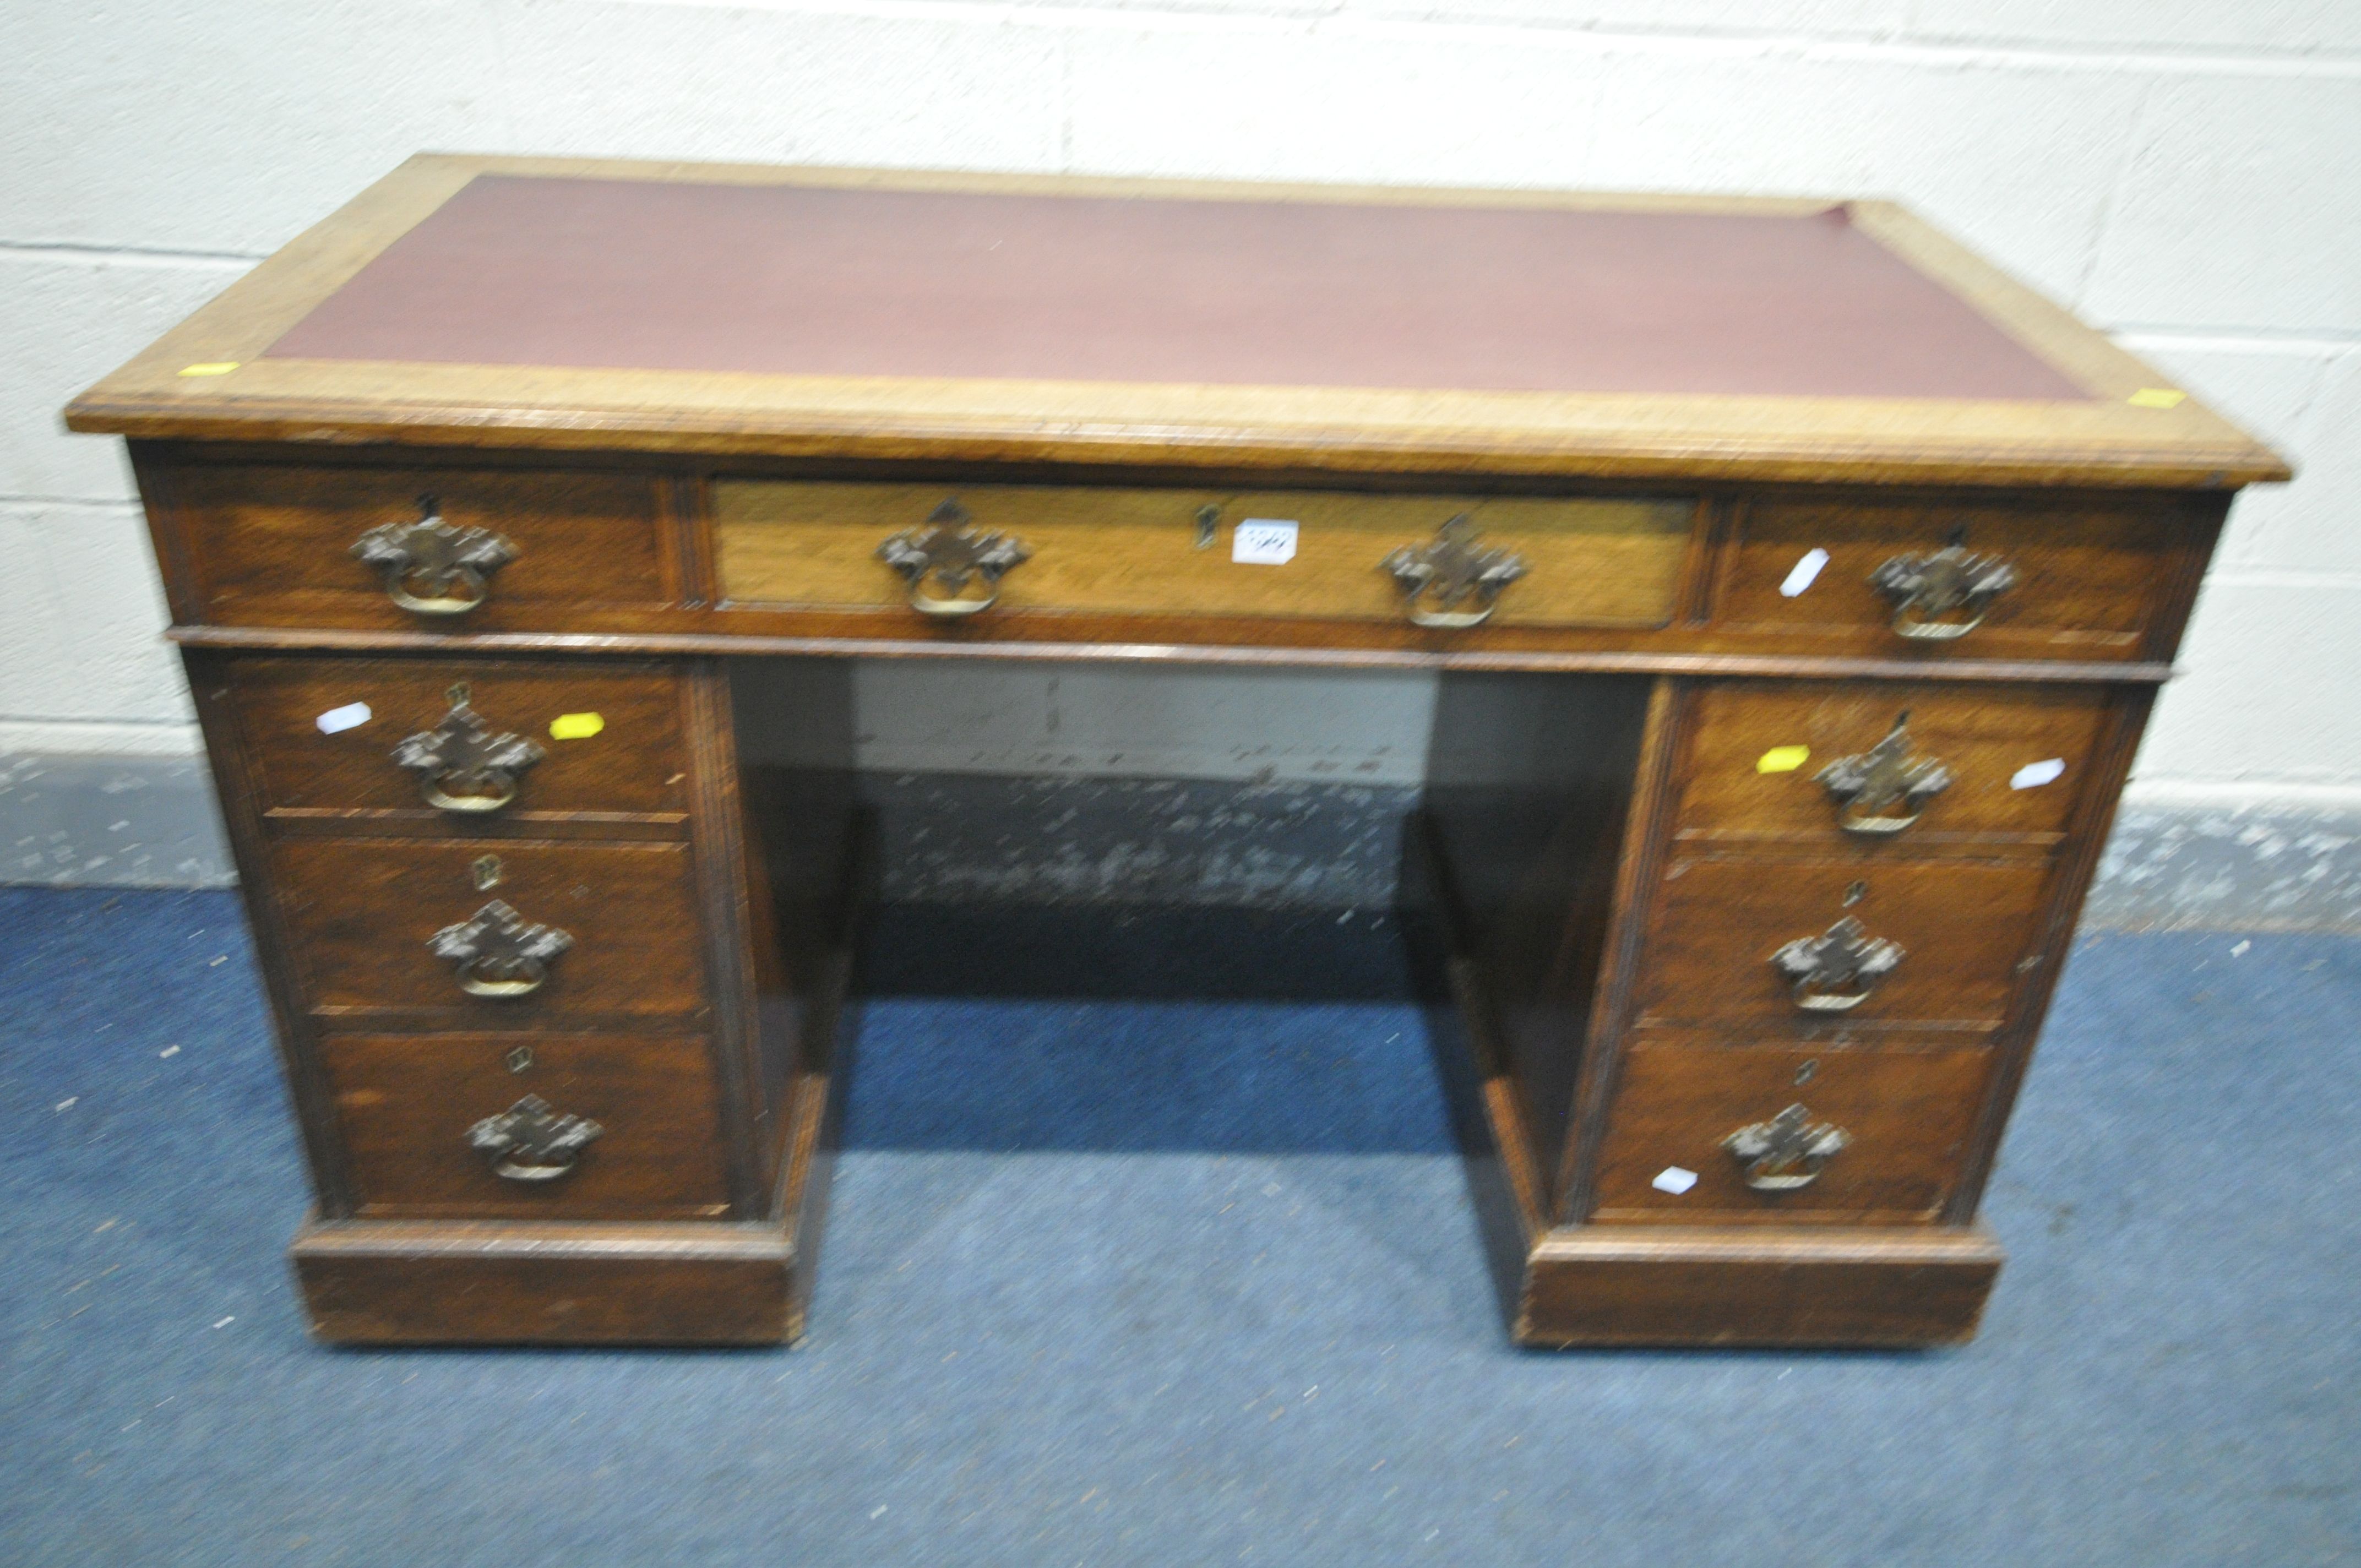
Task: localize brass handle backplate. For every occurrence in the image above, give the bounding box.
[1870,543,2018,640]
[1770,915,1905,1012]
[1723,1103,1850,1192]
[1379,515,1527,628]
[428,899,574,998]
[1816,714,1951,836]
[391,695,546,813]
[877,499,1031,617]
[467,1095,603,1182]
[350,495,518,617]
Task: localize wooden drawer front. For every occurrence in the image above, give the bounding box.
[229,658,689,820]
[322,1033,730,1219]
[1720,500,2178,659]
[1591,1041,1996,1223]
[1673,682,2109,853]
[169,463,670,629]
[1634,856,2053,1028]
[715,481,1694,630]
[274,839,708,1022]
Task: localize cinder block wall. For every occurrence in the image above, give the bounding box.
[5,3,2359,920]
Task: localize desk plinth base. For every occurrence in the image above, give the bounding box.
[1510,1225,2004,1348]
[290,1217,808,1346]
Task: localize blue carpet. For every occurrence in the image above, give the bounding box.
[1,888,2355,1566]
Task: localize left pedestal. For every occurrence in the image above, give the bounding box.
[184,646,853,1346]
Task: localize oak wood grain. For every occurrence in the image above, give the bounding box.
[1718,496,2183,660]
[1588,1038,1998,1224]
[1633,853,2054,1029]
[292,1217,796,1344]
[271,836,708,1024]
[1553,677,1687,1222]
[1943,685,2159,1223]
[1421,677,1657,1208]
[181,648,360,1215]
[683,661,770,1215]
[716,480,1693,629]
[1669,679,2110,853]
[169,460,671,630]
[166,619,2182,684]
[64,156,2290,489]
[1517,1224,2003,1346]
[229,656,689,821]
[140,446,2230,668]
[319,1031,730,1220]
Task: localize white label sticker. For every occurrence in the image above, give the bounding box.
[1778,547,1830,597]
[315,701,372,734]
[2010,758,2066,791]
[1651,1166,1699,1195]
[1232,519,1299,565]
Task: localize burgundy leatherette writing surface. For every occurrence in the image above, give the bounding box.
[265,175,2091,401]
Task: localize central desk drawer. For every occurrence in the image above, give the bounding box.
[273,838,708,1022]
[1634,855,2054,1028]
[321,1032,731,1220]
[714,480,1695,631]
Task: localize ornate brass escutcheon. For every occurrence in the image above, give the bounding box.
[1869,543,2018,640]
[1770,914,1905,1012]
[1722,1102,1850,1192]
[391,696,546,813]
[427,899,575,999]
[467,1095,603,1182]
[1816,714,1952,835]
[350,495,518,617]
[1379,515,1528,628]
[876,499,1032,617]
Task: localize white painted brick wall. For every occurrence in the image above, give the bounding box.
[4,1,2356,799]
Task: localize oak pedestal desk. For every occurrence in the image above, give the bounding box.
[68,156,2289,1348]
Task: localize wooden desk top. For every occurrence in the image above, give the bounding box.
[68,154,2287,490]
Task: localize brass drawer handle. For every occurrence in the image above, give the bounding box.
[1816,714,1951,836]
[1380,515,1527,629]
[428,899,574,998]
[877,499,1031,617]
[1870,543,2018,640]
[350,494,518,617]
[1771,915,1904,1012]
[1723,1103,1849,1192]
[391,690,546,814]
[468,1094,603,1182]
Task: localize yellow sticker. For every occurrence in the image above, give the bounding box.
[1756,745,1811,774]
[176,362,241,377]
[2128,388,2186,409]
[549,712,605,741]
